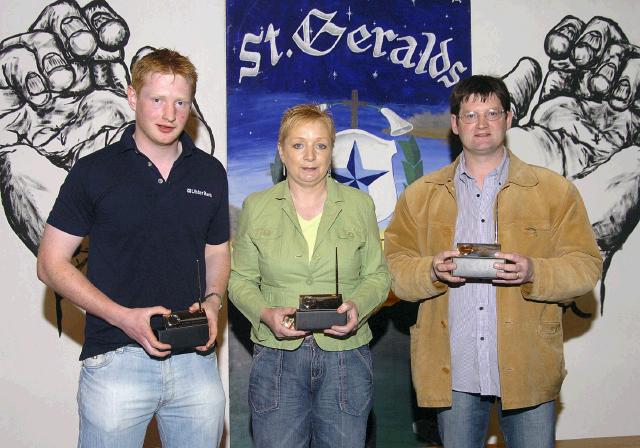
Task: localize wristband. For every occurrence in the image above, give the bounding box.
[203,292,224,310]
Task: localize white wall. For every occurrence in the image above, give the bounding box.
[473,0,640,440]
[1,1,638,447]
[0,2,227,447]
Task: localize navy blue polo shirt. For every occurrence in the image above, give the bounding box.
[47,125,230,360]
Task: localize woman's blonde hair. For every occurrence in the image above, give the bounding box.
[278,104,336,147]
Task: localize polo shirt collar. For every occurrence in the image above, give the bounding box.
[118,123,197,157]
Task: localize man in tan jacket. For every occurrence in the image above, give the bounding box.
[384,75,602,448]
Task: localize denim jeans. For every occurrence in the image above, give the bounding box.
[77,345,225,448]
[437,390,555,448]
[249,338,373,448]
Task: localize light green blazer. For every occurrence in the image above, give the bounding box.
[229,179,391,351]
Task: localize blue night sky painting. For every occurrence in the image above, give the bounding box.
[226,3,471,447]
[226,0,472,225]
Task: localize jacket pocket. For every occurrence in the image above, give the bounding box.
[81,350,116,369]
[535,320,566,392]
[538,321,561,339]
[335,225,366,278]
[503,222,552,257]
[250,226,285,280]
[419,222,454,254]
[336,226,365,248]
[250,226,283,239]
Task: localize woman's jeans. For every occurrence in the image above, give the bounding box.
[249,338,373,448]
[77,345,225,448]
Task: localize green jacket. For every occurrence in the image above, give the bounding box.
[384,150,603,410]
[229,179,391,351]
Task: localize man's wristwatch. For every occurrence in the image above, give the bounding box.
[203,292,224,310]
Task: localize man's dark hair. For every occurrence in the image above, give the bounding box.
[449,75,511,116]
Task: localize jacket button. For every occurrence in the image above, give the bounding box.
[441,320,447,329]
[306,279,313,285]
[442,367,450,374]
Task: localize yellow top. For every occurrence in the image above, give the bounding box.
[298,212,322,261]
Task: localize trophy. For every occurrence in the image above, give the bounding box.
[451,203,506,279]
[451,243,505,279]
[151,260,209,348]
[294,248,347,331]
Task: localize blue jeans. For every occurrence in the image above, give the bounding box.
[437,391,555,448]
[249,338,373,448]
[77,345,225,448]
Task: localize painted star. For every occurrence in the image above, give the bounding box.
[333,141,387,192]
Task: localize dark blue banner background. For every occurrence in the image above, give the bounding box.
[228,0,470,103]
[227,2,471,446]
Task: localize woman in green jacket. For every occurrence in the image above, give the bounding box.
[229,104,391,447]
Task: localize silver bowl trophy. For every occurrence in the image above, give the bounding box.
[451,243,505,279]
[451,204,506,279]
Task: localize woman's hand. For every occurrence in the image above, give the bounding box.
[260,306,308,339]
[324,300,359,337]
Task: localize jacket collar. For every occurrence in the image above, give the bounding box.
[272,177,345,203]
[273,178,345,248]
[424,149,538,188]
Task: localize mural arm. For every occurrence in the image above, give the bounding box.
[0,1,215,256]
[504,16,640,181]
[502,16,640,312]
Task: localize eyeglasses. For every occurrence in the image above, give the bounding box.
[458,109,505,124]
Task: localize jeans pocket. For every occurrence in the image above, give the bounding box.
[338,345,373,416]
[249,345,282,414]
[81,350,116,369]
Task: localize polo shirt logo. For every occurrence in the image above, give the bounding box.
[186,188,213,198]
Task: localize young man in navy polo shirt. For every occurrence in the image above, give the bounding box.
[37,49,229,447]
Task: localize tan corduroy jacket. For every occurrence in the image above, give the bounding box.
[384,150,602,410]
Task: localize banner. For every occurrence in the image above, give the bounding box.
[226,1,471,445]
